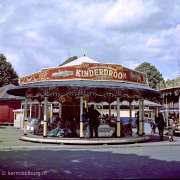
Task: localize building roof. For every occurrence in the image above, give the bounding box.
[0,84,24,100]
[61,56,99,67]
[89,100,161,107]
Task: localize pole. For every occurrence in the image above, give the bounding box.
[59,103,62,118]
[38,102,41,119]
[29,102,32,119]
[50,103,53,123]
[43,96,48,137]
[142,99,144,135]
[139,99,144,136]
[117,97,121,137]
[165,97,168,128]
[129,102,132,119]
[23,98,28,135]
[80,96,84,138]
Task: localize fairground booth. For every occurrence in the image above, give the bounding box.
[161,87,180,129]
[7,57,160,140]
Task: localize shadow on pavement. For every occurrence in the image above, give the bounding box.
[147,134,169,143]
[0,126,7,129]
[0,150,180,179]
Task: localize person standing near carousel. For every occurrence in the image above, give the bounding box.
[82,108,90,138]
[168,115,176,142]
[88,105,100,138]
[155,112,165,141]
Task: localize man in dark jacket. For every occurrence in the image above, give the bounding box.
[156,112,165,141]
[88,105,100,138]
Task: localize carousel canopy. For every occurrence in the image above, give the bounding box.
[0,84,23,100]
[7,57,160,102]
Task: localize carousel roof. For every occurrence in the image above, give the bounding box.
[0,84,23,100]
[61,56,99,67]
[7,80,159,97]
[7,56,160,101]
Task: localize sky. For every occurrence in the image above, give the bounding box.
[0,0,180,80]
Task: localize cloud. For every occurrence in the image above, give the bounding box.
[103,0,160,29]
[0,0,180,80]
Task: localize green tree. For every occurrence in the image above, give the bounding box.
[135,62,166,89]
[0,54,19,87]
[59,56,78,66]
[165,77,180,88]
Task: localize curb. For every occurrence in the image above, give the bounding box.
[1,141,180,151]
[19,135,150,145]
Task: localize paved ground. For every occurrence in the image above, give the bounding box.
[1,126,180,179]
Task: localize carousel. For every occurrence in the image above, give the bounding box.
[7,57,160,144]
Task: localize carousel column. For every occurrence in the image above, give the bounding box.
[29,102,32,119]
[50,103,53,123]
[165,97,168,128]
[129,102,132,120]
[142,100,144,134]
[139,99,144,136]
[34,103,37,119]
[59,103,62,118]
[23,98,28,135]
[43,96,48,137]
[84,98,88,109]
[129,101,133,136]
[38,102,41,119]
[116,97,121,137]
[80,96,84,138]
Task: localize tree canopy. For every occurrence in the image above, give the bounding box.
[59,56,78,66]
[165,77,180,88]
[135,62,166,89]
[0,54,19,87]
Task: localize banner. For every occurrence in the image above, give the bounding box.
[20,63,146,85]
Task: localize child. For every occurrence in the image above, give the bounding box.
[150,120,156,134]
[168,116,176,142]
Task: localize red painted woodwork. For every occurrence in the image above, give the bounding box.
[0,100,21,124]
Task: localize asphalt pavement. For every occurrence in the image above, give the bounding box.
[1,126,180,179]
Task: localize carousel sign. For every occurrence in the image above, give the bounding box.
[20,63,146,84]
[75,67,127,80]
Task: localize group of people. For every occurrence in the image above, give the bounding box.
[150,113,177,142]
[136,111,177,142]
[33,106,178,141]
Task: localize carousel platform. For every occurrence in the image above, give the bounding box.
[20,135,150,145]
